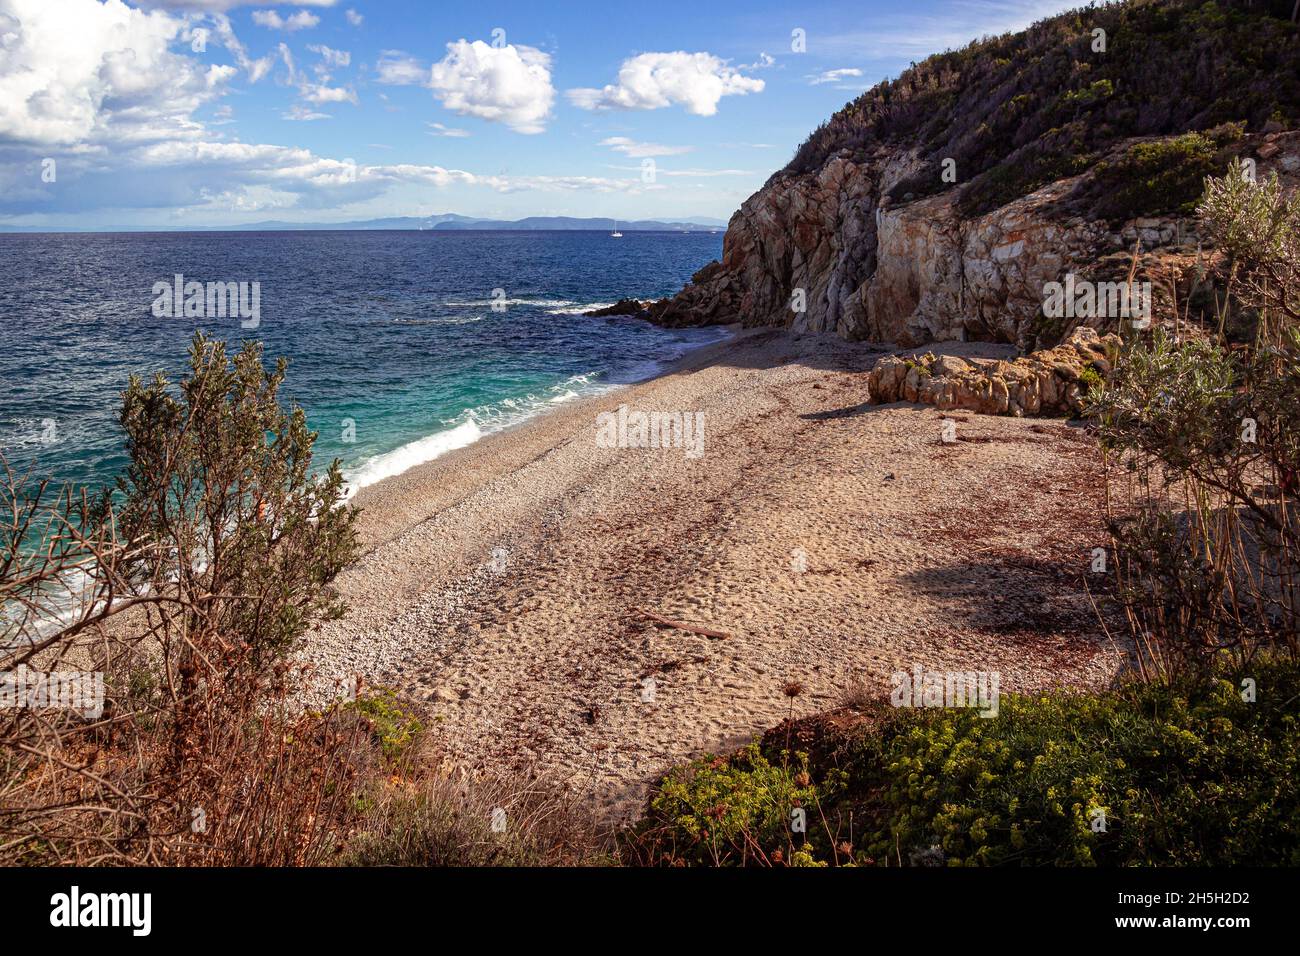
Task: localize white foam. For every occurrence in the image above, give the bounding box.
[337,330,733,496]
[444,297,576,308]
[546,301,616,315]
[344,418,482,497]
[392,314,485,326]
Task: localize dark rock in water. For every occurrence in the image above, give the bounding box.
[585,298,648,317]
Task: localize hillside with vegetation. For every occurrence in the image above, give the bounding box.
[791,0,1299,217]
[653,0,1300,348]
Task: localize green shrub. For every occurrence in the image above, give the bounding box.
[1060,78,1114,108]
[627,743,848,866]
[1087,127,1243,221]
[1086,171,1300,676]
[1,334,364,865]
[863,657,1300,865]
[1077,363,1105,398]
[630,657,1300,866]
[348,689,424,761]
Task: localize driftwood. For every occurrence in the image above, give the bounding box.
[634,607,730,639]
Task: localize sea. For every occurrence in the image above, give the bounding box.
[0,230,728,498]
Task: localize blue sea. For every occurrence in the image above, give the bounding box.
[0,230,726,497]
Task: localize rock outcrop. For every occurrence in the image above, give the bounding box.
[659,148,1121,349]
[656,134,1299,350]
[647,0,1300,352]
[866,326,1122,417]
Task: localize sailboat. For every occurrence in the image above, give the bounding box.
[610,218,623,238]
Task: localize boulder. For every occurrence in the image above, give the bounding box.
[867,326,1121,417]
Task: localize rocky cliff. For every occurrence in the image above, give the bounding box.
[652,0,1300,351]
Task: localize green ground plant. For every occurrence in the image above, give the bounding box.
[627,656,1300,866]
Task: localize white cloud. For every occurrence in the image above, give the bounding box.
[308,44,350,68]
[283,104,330,121]
[211,14,275,82]
[607,164,754,177]
[655,167,754,177]
[478,173,648,194]
[251,9,320,31]
[568,52,763,116]
[364,165,650,195]
[742,52,776,70]
[276,40,298,81]
[427,122,470,138]
[345,8,362,26]
[807,67,864,85]
[300,83,355,104]
[599,136,692,158]
[374,50,425,85]
[0,0,233,148]
[138,1,337,9]
[275,43,356,110]
[0,1,676,223]
[427,40,555,135]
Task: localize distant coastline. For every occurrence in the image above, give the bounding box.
[0,214,730,234]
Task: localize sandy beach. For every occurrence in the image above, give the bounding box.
[299,326,1124,821]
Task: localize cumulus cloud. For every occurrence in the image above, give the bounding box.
[300,83,355,104]
[567,52,763,116]
[0,4,652,223]
[428,40,555,134]
[599,136,692,158]
[0,0,233,148]
[251,9,320,31]
[345,8,362,26]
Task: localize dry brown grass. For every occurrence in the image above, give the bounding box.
[342,759,610,867]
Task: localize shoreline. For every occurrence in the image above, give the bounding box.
[340,320,737,512]
[301,326,1122,820]
[341,321,747,550]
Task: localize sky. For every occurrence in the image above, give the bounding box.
[0,0,1086,229]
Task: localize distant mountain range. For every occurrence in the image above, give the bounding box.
[0,214,730,233]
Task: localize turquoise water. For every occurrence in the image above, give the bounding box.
[0,230,727,497]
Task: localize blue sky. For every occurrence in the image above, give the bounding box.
[0,0,1084,228]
